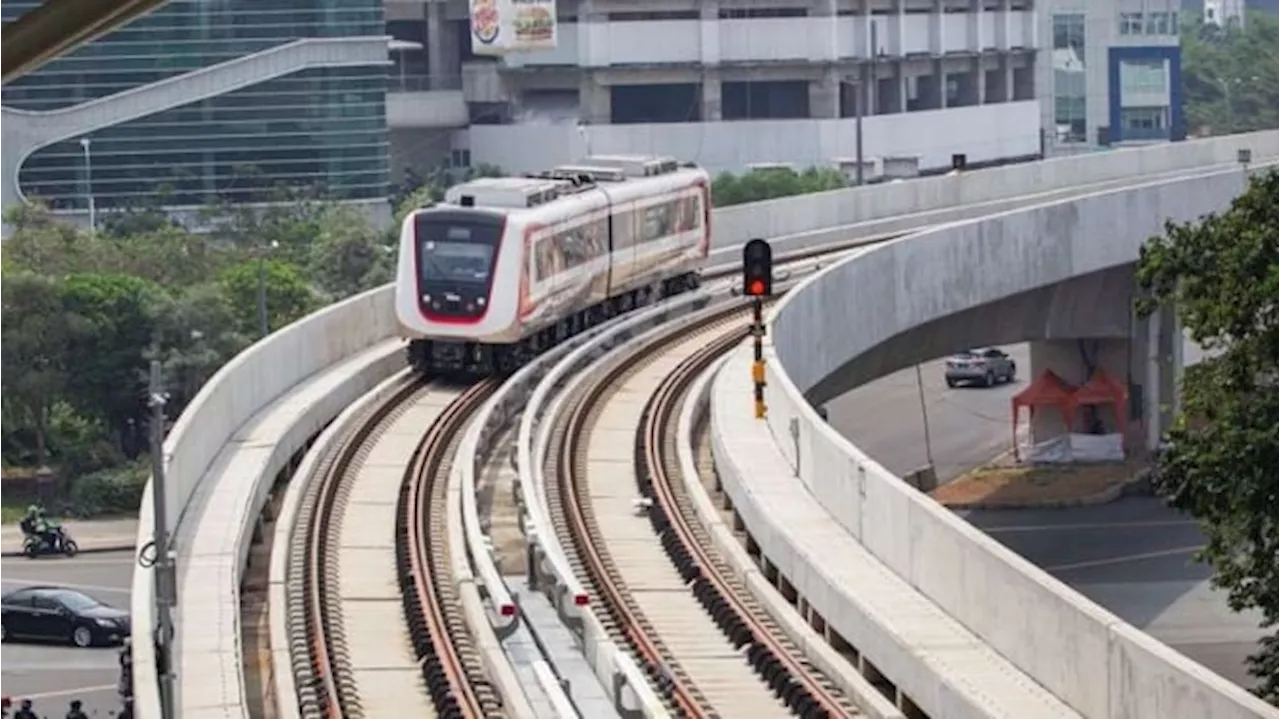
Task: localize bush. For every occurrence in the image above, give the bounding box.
[66,461,149,518]
[48,402,122,476]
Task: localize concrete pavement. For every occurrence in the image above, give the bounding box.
[961,500,1265,690]
[826,344,1030,483]
[1,518,137,557]
[1,549,135,717]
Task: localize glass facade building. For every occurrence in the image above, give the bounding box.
[1,0,389,211]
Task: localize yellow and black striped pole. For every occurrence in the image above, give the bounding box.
[751,297,766,419]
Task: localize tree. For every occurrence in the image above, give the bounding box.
[218,259,320,338]
[2,203,117,277]
[60,274,165,451]
[711,166,848,206]
[1,272,73,466]
[1135,169,1279,703]
[108,224,225,288]
[1181,12,1280,135]
[307,204,396,300]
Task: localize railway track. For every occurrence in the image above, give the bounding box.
[286,376,507,719]
[543,300,861,718]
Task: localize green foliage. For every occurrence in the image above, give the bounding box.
[711,166,848,207]
[1181,12,1280,135]
[307,204,396,300]
[218,258,320,337]
[1,271,72,465]
[61,273,165,436]
[1,162,506,516]
[1135,169,1278,703]
[67,461,150,518]
[46,402,122,477]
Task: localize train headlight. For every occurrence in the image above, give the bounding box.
[422,294,431,303]
[476,297,486,307]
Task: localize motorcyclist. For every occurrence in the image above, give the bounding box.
[12,699,36,719]
[33,506,60,552]
[65,699,88,719]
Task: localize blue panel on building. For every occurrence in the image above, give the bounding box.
[1107,46,1185,144]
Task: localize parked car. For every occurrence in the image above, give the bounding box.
[944,347,1016,388]
[1,586,131,647]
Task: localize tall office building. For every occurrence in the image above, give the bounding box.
[1040,0,1183,152]
[1,0,392,225]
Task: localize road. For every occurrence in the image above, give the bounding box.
[958,500,1265,690]
[2,550,132,717]
[826,344,1030,483]
[826,342,1264,690]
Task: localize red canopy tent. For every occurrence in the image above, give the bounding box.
[1011,370,1077,460]
[1072,369,1128,432]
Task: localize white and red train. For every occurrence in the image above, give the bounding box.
[394,155,712,374]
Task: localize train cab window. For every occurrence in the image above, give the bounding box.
[413,215,503,287]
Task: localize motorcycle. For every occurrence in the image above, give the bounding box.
[22,525,79,558]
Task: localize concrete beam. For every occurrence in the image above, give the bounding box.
[1,0,170,82]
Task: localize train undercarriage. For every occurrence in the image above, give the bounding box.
[407,271,702,376]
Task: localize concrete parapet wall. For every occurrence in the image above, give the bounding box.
[132,286,399,718]
[759,170,1275,717]
[711,130,1276,253]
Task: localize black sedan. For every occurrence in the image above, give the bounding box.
[1,585,131,647]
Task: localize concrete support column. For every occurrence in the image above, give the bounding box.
[974,57,987,104]
[1170,311,1184,417]
[880,61,905,114]
[1144,309,1163,452]
[934,58,948,108]
[702,67,723,121]
[699,0,721,65]
[426,0,446,90]
[578,72,610,124]
[1001,54,1015,103]
[810,66,841,119]
[1028,339,1135,450]
[928,0,943,55]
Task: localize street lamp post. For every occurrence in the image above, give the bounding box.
[79,138,96,233]
[256,240,279,339]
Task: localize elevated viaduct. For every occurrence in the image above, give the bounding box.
[126,131,1278,718]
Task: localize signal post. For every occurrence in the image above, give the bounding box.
[742,239,773,419]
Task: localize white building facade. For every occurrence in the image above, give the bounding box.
[1202,0,1245,26]
[387,0,1045,176]
[1038,0,1183,154]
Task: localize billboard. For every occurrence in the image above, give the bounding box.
[470,0,558,55]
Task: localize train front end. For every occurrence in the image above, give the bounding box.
[394,207,521,374]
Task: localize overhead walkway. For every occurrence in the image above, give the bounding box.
[2,35,391,211]
[711,132,1279,719]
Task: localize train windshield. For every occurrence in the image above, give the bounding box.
[415,218,501,285]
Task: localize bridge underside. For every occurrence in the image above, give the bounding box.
[806,264,1139,405]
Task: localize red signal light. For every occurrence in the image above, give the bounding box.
[747,279,766,296]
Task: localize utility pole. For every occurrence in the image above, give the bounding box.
[256,248,269,339]
[147,361,178,719]
[855,21,878,186]
[80,138,96,233]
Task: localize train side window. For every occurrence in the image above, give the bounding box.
[612,208,635,248]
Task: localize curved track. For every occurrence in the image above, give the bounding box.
[545,301,861,718]
[286,377,507,719]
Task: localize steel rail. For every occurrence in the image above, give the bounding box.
[398,379,507,719]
